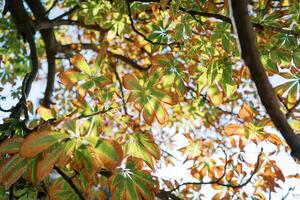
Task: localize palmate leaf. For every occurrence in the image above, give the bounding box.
[0,137,23,155]
[0,155,27,189]
[85,137,123,171]
[275,70,300,109]
[109,157,158,200]
[151,54,190,97]
[123,132,160,169]
[19,130,68,158]
[123,73,178,125]
[58,53,110,97]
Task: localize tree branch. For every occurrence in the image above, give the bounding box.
[168,147,229,193]
[6,0,39,120]
[229,0,300,159]
[57,43,151,71]
[113,69,128,115]
[25,0,58,108]
[51,4,79,21]
[35,19,109,33]
[168,148,262,195]
[44,0,59,16]
[54,166,85,200]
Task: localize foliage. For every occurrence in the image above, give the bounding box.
[0,0,299,199]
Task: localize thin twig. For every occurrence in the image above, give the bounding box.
[77,107,113,119]
[113,69,128,115]
[169,148,263,193]
[44,0,59,16]
[51,4,79,21]
[281,187,293,200]
[169,147,228,193]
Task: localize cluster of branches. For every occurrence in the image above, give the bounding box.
[0,0,299,199]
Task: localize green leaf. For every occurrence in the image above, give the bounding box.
[123,132,160,169]
[109,157,158,200]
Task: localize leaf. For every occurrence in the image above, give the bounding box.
[123,132,160,169]
[224,124,245,136]
[122,73,142,90]
[0,155,27,189]
[49,178,81,200]
[207,86,223,106]
[37,105,55,121]
[36,145,66,182]
[20,130,68,158]
[238,103,253,121]
[123,72,178,125]
[109,157,158,200]
[70,54,91,75]
[85,137,123,171]
[0,137,23,155]
[266,134,282,146]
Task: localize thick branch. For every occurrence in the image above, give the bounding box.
[229,0,300,159]
[35,19,108,33]
[57,43,151,71]
[25,0,58,108]
[6,0,39,120]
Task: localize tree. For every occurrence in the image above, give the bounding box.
[0,0,299,199]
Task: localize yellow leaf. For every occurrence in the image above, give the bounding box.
[37,105,55,121]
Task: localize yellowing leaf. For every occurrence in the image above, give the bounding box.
[207,86,223,106]
[123,132,160,169]
[70,54,91,75]
[85,137,123,171]
[36,145,65,182]
[238,103,253,121]
[20,131,68,158]
[37,105,55,121]
[0,137,23,155]
[266,134,283,146]
[122,73,142,90]
[123,73,178,125]
[224,124,245,136]
[0,155,27,189]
